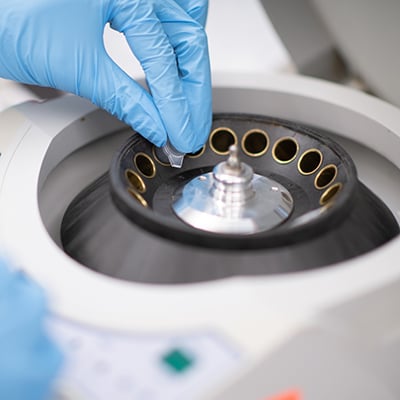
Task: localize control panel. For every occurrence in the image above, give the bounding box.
[49,317,242,400]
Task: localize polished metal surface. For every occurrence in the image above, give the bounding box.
[172,145,293,234]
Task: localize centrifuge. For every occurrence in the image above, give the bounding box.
[1,2,400,400]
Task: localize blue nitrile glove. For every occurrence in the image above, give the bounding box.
[175,0,209,27]
[0,0,211,153]
[0,261,62,400]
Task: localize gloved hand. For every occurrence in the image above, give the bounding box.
[0,0,211,153]
[0,260,62,400]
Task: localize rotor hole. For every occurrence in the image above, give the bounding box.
[134,153,156,178]
[272,137,299,164]
[128,188,148,208]
[315,164,337,189]
[187,146,206,158]
[125,169,146,193]
[152,146,170,167]
[320,183,342,205]
[209,127,237,155]
[242,129,269,157]
[298,149,323,175]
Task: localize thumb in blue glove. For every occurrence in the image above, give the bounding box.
[0,0,212,153]
[0,260,62,400]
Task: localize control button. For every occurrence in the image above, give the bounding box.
[161,348,194,374]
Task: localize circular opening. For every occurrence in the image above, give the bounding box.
[241,129,269,157]
[209,127,237,155]
[152,146,170,167]
[298,149,323,175]
[128,188,148,208]
[272,137,299,164]
[134,152,156,178]
[187,145,206,158]
[125,169,146,193]
[320,183,342,205]
[315,164,337,189]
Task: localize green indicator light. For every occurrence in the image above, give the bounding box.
[162,348,194,374]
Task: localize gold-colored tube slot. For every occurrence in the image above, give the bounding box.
[272,137,299,164]
[241,129,269,157]
[315,164,337,189]
[152,146,170,167]
[187,145,206,158]
[125,169,146,193]
[128,188,148,208]
[134,152,156,178]
[209,127,237,155]
[320,183,342,206]
[298,149,323,175]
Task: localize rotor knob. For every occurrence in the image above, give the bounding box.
[172,146,294,234]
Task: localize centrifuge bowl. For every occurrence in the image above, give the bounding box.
[60,113,399,284]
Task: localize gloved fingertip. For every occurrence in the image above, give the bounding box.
[168,136,193,154]
[169,116,211,154]
[127,117,168,148]
[172,141,201,154]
